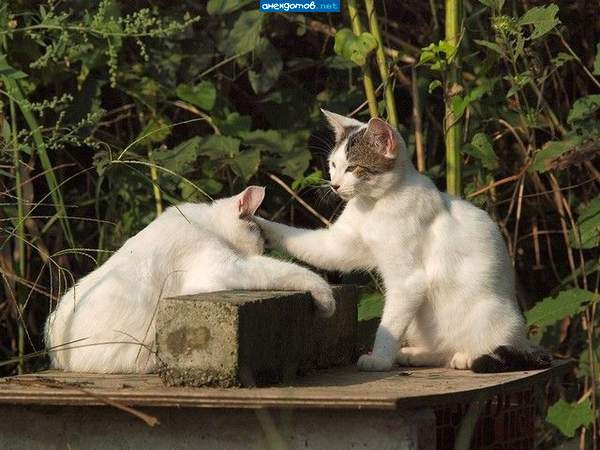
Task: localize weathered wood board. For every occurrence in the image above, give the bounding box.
[0,360,571,410]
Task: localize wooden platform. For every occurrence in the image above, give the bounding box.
[0,360,570,411]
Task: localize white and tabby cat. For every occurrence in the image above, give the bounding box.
[258,110,551,372]
[45,187,335,373]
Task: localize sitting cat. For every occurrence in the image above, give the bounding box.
[257,110,551,373]
[45,186,335,373]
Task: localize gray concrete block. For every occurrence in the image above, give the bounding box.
[156,286,358,387]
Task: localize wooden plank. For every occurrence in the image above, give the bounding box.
[0,360,571,410]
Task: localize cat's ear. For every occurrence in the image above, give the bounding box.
[237,186,265,216]
[365,118,397,159]
[321,109,363,143]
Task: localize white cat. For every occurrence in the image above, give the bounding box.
[45,186,335,373]
[258,110,551,372]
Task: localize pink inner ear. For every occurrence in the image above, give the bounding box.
[238,186,265,215]
[367,118,397,158]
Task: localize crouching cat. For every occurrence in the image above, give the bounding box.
[258,110,551,373]
[45,187,335,373]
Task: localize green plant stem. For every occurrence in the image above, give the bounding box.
[347,0,378,118]
[1,78,74,248]
[364,0,398,128]
[147,145,163,216]
[9,94,25,374]
[444,0,463,196]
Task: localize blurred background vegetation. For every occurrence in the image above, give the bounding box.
[0,0,599,446]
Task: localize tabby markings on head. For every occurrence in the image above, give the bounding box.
[344,128,395,178]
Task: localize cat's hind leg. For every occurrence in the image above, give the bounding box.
[397,347,449,367]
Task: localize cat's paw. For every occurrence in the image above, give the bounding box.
[357,353,394,372]
[396,348,414,366]
[254,217,277,248]
[449,352,473,370]
[310,287,336,318]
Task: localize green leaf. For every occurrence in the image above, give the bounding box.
[136,117,171,146]
[0,55,28,80]
[419,43,437,66]
[529,135,582,173]
[248,40,283,94]
[578,344,600,378]
[180,178,222,201]
[418,40,457,71]
[567,94,600,123]
[292,170,324,190]
[334,28,378,66]
[222,11,264,56]
[153,136,201,174]
[206,0,253,15]
[570,196,600,249]
[546,399,594,438]
[463,133,498,170]
[231,149,260,181]
[525,288,596,327]
[176,81,216,111]
[518,4,560,40]
[358,292,384,322]
[278,150,311,179]
[594,43,600,76]
[478,0,505,11]
[474,39,503,55]
[428,80,442,94]
[324,55,355,70]
[218,112,252,136]
[450,95,470,121]
[239,129,287,151]
[551,52,574,69]
[505,71,533,99]
[197,135,240,159]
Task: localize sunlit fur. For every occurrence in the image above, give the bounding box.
[259,111,539,372]
[45,187,334,373]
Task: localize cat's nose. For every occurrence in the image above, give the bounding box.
[331,184,340,191]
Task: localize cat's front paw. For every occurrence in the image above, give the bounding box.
[254,217,278,248]
[310,287,336,318]
[449,352,473,370]
[357,353,394,372]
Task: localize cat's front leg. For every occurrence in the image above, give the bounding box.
[255,217,373,272]
[226,255,336,318]
[358,270,427,371]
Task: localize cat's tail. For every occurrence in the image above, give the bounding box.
[471,345,553,373]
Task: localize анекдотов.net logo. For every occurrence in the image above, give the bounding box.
[260,1,341,13]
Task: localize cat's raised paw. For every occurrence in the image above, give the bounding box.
[357,354,394,371]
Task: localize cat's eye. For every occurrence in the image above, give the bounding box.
[330,161,336,168]
[346,165,357,172]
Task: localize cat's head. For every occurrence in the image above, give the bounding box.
[214,186,266,255]
[322,109,407,201]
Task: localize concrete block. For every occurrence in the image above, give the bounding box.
[156,285,358,387]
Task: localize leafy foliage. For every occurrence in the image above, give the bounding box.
[334,28,378,66]
[570,196,600,249]
[525,289,596,328]
[547,399,594,438]
[357,293,384,322]
[517,4,560,40]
